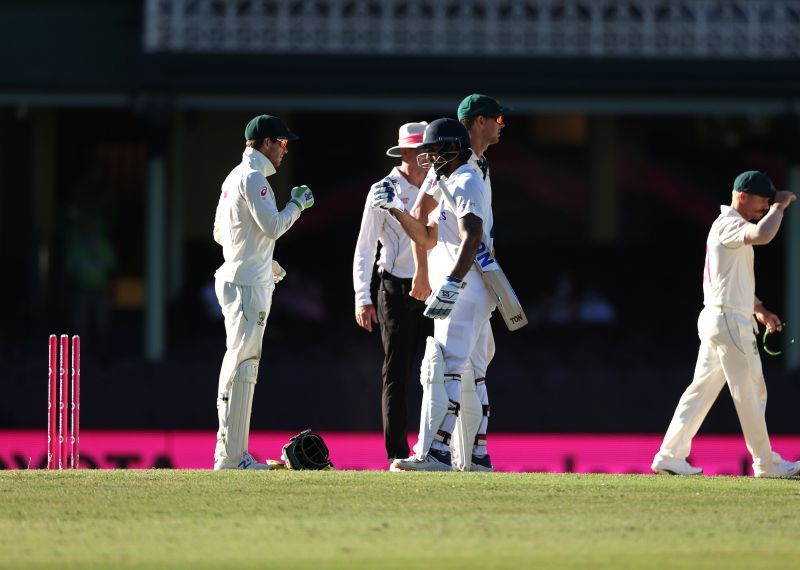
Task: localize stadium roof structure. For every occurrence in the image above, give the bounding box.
[2,0,800,115]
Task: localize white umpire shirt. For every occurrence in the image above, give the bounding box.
[427,164,491,286]
[703,205,757,315]
[353,167,422,308]
[213,147,301,286]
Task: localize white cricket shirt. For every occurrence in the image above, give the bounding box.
[423,151,491,204]
[702,205,756,314]
[352,168,422,308]
[213,147,301,286]
[427,163,492,285]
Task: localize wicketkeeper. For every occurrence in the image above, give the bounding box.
[212,114,314,470]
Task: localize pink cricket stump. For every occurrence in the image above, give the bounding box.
[59,334,68,469]
[47,335,57,469]
[71,335,81,469]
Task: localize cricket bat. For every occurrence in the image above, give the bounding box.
[435,177,528,331]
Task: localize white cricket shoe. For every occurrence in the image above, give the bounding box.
[214,451,271,470]
[651,457,703,476]
[753,453,800,478]
[390,448,452,472]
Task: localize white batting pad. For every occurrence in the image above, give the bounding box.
[452,366,481,471]
[412,337,449,460]
[216,359,258,462]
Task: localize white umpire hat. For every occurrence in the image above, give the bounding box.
[386,122,428,157]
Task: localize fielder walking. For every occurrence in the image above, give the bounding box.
[652,171,799,478]
[212,114,315,470]
[372,118,497,471]
[353,121,433,464]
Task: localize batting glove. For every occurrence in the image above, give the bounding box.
[423,276,465,319]
[370,179,404,212]
[272,260,286,284]
[290,185,314,211]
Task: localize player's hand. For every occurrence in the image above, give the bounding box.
[423,276,465,319]
[356,304,378,332]
[410,274,431,302]
[774,191,796,210]
[290,185,314,211]
[370,179,404,212]
[272,260,286,284]
[756,308,782,333]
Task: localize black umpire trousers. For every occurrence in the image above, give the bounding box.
[377,270,433,460]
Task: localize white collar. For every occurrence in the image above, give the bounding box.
[720,205,743,219]
[243,147,276,178]
[447,163,476,180]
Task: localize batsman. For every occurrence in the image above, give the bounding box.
[371,118,498,472]
[406,93,518,472]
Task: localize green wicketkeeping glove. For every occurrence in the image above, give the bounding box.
[290,185,314,211]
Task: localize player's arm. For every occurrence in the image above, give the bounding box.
[392,209,437,249]
[744,191,796,246]
[371,180,437,248]
[410,243,432,301]
[409,192,440,300]
[353,190,381,332]
[448,213,483,280]
[410,191,439,223]
[213,197,225,245]
[245,175,306,239]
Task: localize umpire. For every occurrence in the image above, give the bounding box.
[353,122,433,465]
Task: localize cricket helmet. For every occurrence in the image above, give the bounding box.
[281,429,334,470]
[421,117,471,148]
[417,118,472,173]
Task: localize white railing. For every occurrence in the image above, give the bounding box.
[143,0,800,59]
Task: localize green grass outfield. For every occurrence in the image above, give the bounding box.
[1,470,799,569]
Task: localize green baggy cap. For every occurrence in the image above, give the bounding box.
[244,114,299,141]
[733,171,775,201]
[457,94,511,120]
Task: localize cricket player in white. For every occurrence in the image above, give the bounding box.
[652,171,799,478]
[372,118,496,471]
[212,114,314,470]
[409,94,510,471]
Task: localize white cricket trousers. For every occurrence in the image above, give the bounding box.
[434,268,496,376]
[215,280,274,396]
[657,307,773,463]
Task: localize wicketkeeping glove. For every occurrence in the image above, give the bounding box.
[424,276,466,319]
[290,185,314,211]
[272,260,286,284]
[370,179,404,212]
